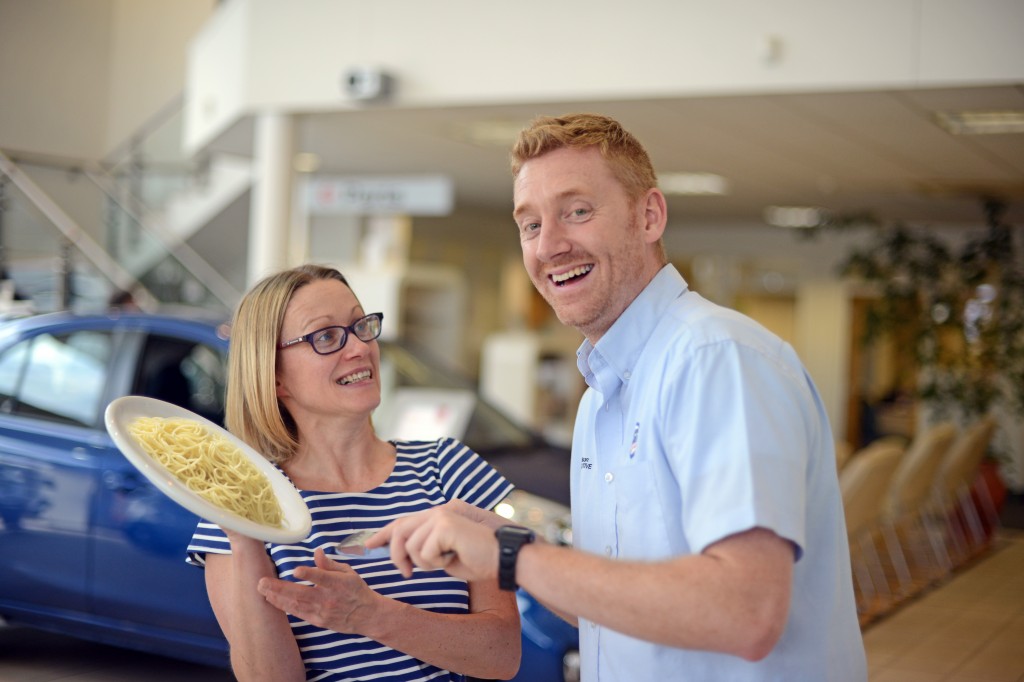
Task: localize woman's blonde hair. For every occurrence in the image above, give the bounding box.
[225,264,351,463]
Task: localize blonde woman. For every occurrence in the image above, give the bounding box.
[187,264,520,682]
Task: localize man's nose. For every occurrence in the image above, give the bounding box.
[535,219,571,262]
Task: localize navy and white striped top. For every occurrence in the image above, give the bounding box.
[186,438,514,682]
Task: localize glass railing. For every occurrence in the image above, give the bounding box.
[0,95,243,317]
[102,94,197,216]
[0,156,128,314]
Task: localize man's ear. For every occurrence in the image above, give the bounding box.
[640,188,668,244]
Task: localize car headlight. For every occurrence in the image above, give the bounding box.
[562,649,581,682]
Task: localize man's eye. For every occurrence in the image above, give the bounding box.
[571,208,590,218]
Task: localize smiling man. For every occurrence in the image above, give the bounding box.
[377,113,867,681]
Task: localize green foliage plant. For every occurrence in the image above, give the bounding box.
[839,201,1024,423]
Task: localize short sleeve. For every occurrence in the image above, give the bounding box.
[435,438,514,510]
[663,340,810,559]
[185,520,232,568]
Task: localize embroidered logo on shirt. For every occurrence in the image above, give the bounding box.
[581,457,593,470]
[629,422,640,458]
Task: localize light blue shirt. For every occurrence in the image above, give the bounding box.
[570,265,866,681]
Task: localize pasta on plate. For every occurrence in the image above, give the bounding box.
[128,416,283,527]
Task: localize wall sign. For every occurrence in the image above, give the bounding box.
[306,175,454,216]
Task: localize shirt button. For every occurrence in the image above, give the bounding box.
[604,545,613,556]
[604,472,614,483]
[623,370,631,380]
[590,621,597,629]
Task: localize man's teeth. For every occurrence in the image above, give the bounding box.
[551,265,593,284]
[338,370,371,385]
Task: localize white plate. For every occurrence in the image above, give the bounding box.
[104,395,312,544]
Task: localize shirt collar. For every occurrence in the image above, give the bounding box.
[576,264,689,394]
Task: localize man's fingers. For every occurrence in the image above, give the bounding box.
[385,522,417,578]
[375,508,470,577]
[364,525,390,549]
[404,517,462,571]
[372,517,421,577]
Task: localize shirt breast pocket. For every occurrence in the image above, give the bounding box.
[613,460,672,560]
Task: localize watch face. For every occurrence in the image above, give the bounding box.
[499,525,534,542]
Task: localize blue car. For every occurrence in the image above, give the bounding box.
[0,311,578,681]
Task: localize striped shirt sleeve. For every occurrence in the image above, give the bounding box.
[434,437,514,510]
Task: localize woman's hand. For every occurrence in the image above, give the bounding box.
[257,548,385,634]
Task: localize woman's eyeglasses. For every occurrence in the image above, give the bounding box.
[278,313,384,355]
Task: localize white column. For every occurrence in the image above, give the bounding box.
[247,112,294,286]
[794,279,851,442]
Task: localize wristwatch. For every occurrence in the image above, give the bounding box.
[495,525,535,591]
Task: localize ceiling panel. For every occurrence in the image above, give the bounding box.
[213,84,1024,227]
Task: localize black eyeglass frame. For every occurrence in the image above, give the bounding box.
[278,312,384,355]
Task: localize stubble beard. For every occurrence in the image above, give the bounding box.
[531,215,651,339]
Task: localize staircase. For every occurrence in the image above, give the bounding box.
[0,97,250,316]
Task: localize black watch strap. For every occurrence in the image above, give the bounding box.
[496,525,535,591]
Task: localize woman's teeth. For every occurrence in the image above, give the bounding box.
[338,369,371,385]
[551,265,593,284]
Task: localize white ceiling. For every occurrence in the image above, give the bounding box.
[214,83,1024,229]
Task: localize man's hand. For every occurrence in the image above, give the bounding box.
[368,501,502,581]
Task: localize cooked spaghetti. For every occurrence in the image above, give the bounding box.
[128,416,283,527]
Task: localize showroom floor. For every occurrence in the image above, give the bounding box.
[1,533,1023,681]
[863,528,1024,681]
[0,624,233,681]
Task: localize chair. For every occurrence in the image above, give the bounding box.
[840,440,904,617]
[881,422,958,588]
[835,440,854,471]
[932,415,998,564]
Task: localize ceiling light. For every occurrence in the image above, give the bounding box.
[764,205,828,228]
[659,172,729,196]
[449,120,527,147]
[934,110,1024,135]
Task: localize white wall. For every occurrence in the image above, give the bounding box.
[0,0,114,159]
[185,0,1024,151]
[106,0,216,157]
[794,279,852,443]
[0,0,214,161]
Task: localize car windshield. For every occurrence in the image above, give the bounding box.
[375,340,541,452]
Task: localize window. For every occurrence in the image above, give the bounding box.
[0,341,29,405]
[133,335,227,426]
[0,331,114,426]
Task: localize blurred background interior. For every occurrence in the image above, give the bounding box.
[1,1,1023,680]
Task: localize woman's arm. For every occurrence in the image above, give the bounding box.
[257,548,521,680]
[205,534,306,682]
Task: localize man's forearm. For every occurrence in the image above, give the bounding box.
[515,528,793,660]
